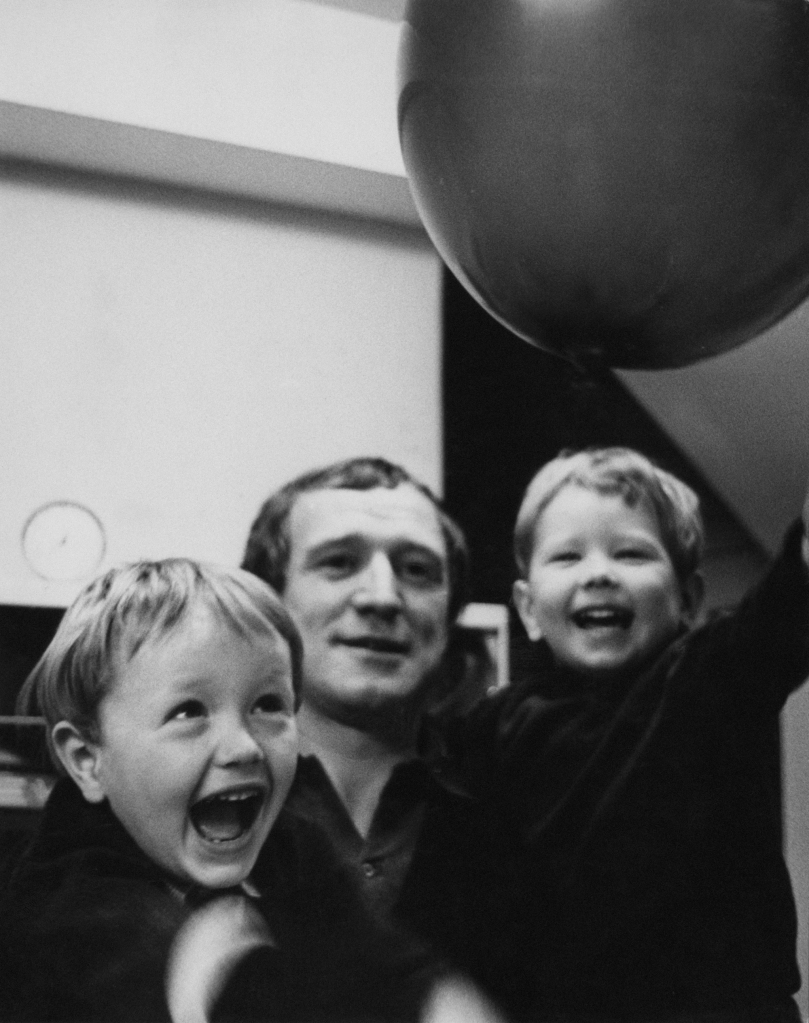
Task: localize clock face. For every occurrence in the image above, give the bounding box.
[22,502,106,582]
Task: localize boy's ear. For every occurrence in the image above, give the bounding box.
[513,579,543,642]
[51,721,106,804]
[679,571,706,629]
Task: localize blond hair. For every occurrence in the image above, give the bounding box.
[18,559,302,771]
[514,447,704,583]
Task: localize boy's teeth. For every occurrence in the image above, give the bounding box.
[574,608,630,627]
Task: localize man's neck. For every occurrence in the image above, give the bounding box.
[297,703,418,839]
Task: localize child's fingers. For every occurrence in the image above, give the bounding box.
[166,895,273,1023]
[420,976,509,1023]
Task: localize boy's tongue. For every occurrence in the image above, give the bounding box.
[191,791,261,843]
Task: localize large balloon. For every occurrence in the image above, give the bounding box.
[398,0,809,369]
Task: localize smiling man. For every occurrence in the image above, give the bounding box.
[242,457,537,1020]
[282,482,453,749]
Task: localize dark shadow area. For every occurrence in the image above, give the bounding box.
[0,606,63,848]
[0,605,64,716]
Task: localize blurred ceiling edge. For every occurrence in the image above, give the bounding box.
[0,102,421,230]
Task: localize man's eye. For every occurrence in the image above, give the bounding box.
[317,553,358,576]
[168,700,205,722]
[398,556,443,586]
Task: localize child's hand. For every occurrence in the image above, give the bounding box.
[166,894,273,1023]
[420,976,509,1023]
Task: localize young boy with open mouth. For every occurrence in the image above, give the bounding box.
[0,559,448,1023]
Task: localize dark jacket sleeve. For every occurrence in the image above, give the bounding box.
[0,854,186,1022]
[213,931,437,1023]
[677,518,809,715]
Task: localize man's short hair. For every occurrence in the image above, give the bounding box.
[241,457,470,622]
[514,447,705,584]
[18,559,303,771]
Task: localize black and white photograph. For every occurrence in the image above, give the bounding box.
[0,2,808,1021]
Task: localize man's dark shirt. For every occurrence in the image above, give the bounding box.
[284,750,543,1021]
[286,755,431,920]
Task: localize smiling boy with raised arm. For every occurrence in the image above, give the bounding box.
[454,447,809,1023]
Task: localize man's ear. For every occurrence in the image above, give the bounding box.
[679,571,706,629]
[513,580,543,642]
[51,721,106,804]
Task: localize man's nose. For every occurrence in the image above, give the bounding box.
[214,718,263,767]
[352,552,402,611]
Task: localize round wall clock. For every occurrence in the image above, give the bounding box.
[22,501,106,582]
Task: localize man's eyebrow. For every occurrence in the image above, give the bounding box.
[302,535,363,561]
[302,535,445,562]
[394,541,445,559]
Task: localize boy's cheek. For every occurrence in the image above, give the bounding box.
[269,729,299,781]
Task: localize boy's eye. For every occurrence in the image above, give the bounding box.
[549,551,579,564]
[167,700,206,723]
[253,693,290,715]
[616,547,651,561]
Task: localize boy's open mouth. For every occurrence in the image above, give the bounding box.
[190,787,265,843]
[572,607,633,629]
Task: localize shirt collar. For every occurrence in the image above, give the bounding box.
[166,876,262,907]
[296,749,473,803]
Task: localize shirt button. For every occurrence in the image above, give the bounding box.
[362,861,377,878]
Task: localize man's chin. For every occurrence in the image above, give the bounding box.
[341,644,409,672]
[319,682,426,732]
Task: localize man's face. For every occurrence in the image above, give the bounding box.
[281,485,452,725]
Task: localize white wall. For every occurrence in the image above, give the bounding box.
[0,167,442,605]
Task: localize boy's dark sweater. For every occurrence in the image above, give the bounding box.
[451,522,809,1019]
[0,778,438,1023]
